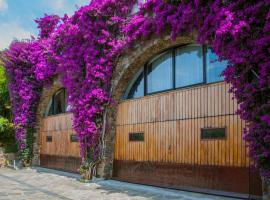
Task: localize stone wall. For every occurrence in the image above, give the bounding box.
[263,179,270,200]
[0,147,6,167]
[32,78,62,166]
[102,34,196,178]
[0,146,16,168]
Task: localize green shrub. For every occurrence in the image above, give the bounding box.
[0,65,11,119]
[0,117,17,153]
[0,62,17,153]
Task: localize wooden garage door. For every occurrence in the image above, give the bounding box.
[113,82,262,198]
[40,113,81,173]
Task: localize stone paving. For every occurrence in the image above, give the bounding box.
[0,167,239,200]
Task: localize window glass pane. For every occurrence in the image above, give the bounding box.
[54,89,66,115]
[147,51,173,93]
[127,72,144,99]
[175,45,203,88]
[66,103,72,112]
[206,48,228,83]
[44,98,53,117]
[48,102,53,116]
[65,91,71,112]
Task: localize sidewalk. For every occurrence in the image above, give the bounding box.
[0,167,238,200]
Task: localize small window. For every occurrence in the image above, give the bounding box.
[129,132,144,142]
[46,136,52,142]
[175,45,203,88]
[70,135,78,143]
[147,51,173,93]
[201,128,226,140]
[206,48,228,83]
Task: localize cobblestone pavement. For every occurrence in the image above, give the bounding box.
[0,167,239,200]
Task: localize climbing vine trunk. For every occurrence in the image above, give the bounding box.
[263,178,270,200]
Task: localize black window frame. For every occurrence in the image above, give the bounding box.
[125,44,227,99]
[201,127,227,140]
[129,132,144,142]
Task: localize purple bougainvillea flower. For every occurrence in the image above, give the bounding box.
[261,115,270,125]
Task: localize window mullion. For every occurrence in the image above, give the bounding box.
[144,64,147,96]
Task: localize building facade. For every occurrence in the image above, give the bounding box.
[33,35,262,199]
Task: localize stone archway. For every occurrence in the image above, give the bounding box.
[32,78,63,165]
[102,34,196,178]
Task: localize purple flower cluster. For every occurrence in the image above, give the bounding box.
[3,0,270,177]
[35,14,60,39]
[35,0,136,160]
[3,41,42,164]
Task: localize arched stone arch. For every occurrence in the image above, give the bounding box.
[103,34,196,177]
[32,78,63,165]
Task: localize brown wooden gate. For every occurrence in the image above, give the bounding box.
[113,82,262,198]
[40,113,81,173]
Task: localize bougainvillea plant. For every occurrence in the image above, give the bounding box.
[3,41,42,166]
[3,0,270,179]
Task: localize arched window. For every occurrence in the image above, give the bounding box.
[44,88,68,116]
[125,44,228,99]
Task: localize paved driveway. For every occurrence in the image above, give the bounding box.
[0,167,238,200]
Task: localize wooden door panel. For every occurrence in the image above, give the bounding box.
[114,82,262,197]
[40,113,80,172]
[115,115,248,167]
[113,161,254,198]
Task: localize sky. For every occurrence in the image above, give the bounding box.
[0,0,90,50]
